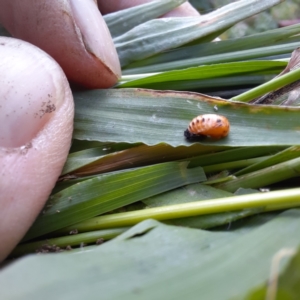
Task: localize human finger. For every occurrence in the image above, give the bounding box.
[0,0,121,88]
[0,37,74,261]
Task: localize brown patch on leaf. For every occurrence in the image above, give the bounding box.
[96,238,104,245]
[36,244,63,254]
[69,229,78,235]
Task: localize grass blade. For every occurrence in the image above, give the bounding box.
[115,0,284,66]
[1,211,300,299]
[235,145,300,176]
[60,188,300,232]
[3,211,300,299]
[143,183,262,229]
[62,143,225,176]
[188,146,285,168]
[216,156,300,192]
[104,0,186,38]
[11,228,128,257]
[24,162,206,240]
[122,42,295,74]
[123,23,300,70]
[73,89,300,147]
[119,60,286,88]
[232,66,300,102]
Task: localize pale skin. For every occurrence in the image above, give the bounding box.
[0,0,199,261]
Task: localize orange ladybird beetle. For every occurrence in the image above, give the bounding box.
[184,114,230,140]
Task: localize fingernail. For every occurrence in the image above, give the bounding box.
[69,0,121,77]
[0,37,67,148]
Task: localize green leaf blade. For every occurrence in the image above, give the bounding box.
[115,0,284,66]
[3,209,300,300]
[104,0,187,38]
[73,89,300,147]
[25,162,206,240]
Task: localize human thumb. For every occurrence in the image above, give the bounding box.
[0,37,74,261]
